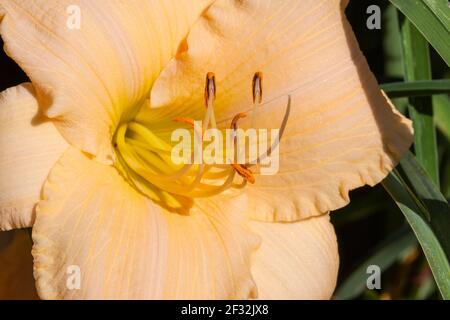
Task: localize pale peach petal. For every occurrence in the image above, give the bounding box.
[251,214,339,299]
[0,84,68,231]
[150,0,413,221]
[0,230,39,300]
[0,0,211,162]
[33,148,259,299]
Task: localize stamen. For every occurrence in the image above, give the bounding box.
[173,117,205,137]
[230,112,247,131]
[173,117,195,127]
[252,72,263,104]
[204,72,217,129]
[113,72,280,209]
[204,72,216,105]
[251,72,263,127]
[232,164,255,184]
[127,122,172,152]
[229,112,255,184]
[188,169,237,198]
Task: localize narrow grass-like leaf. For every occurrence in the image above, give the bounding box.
[381,80,450,98]
[413,275,437,299]
[422,0,450,33]
[382,171,450,299]
[383,4,405,79]
[390,0,450,67]
[334,226,417,300]
[433,94,450,141]
[399,152,450,259]
[442,141,450,199]
[399,14,440,185]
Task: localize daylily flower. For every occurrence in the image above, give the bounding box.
[0,0,413,300]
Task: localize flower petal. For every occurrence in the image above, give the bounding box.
[0,84,68,231]
[150,0,413,221]
[0,230,39,300]
[0,0,211,162]
[33,148,259,299]
[251,214,339,299]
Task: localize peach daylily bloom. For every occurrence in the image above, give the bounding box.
[0,0,413,299]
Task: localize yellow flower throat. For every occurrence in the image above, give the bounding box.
[113,73,264,210]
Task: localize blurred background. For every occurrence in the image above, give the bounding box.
[0,0,449,300]
[334,0,449,300]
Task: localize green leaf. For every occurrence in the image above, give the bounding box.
[334,226,417,300]
[390,0,450,67]
[399,13,440,185]
[433,94,450,141]
[422,0,450,33]
[442,141,450,199]
[414,277,438,299]
[381,80,450,98]
[383,4,405,79]
[382,153,450,299]
[399,152,450,258]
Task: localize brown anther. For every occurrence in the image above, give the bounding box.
[174,117,204,139]
[230,113,247,131]
[232,164,255,184]
[204,72,216,107]
[228,102,253,182]
[252,72,263,104]
[173,117,195,128]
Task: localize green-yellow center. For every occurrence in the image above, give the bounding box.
[112,72,266,211]
[113,119,239,211]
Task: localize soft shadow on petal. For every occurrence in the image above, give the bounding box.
[251,214,339,300]
[0,0,212,162]
[0,83,68,231]
[0,229,39,300]
[33,148,259,300]
[150,0,413,222]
